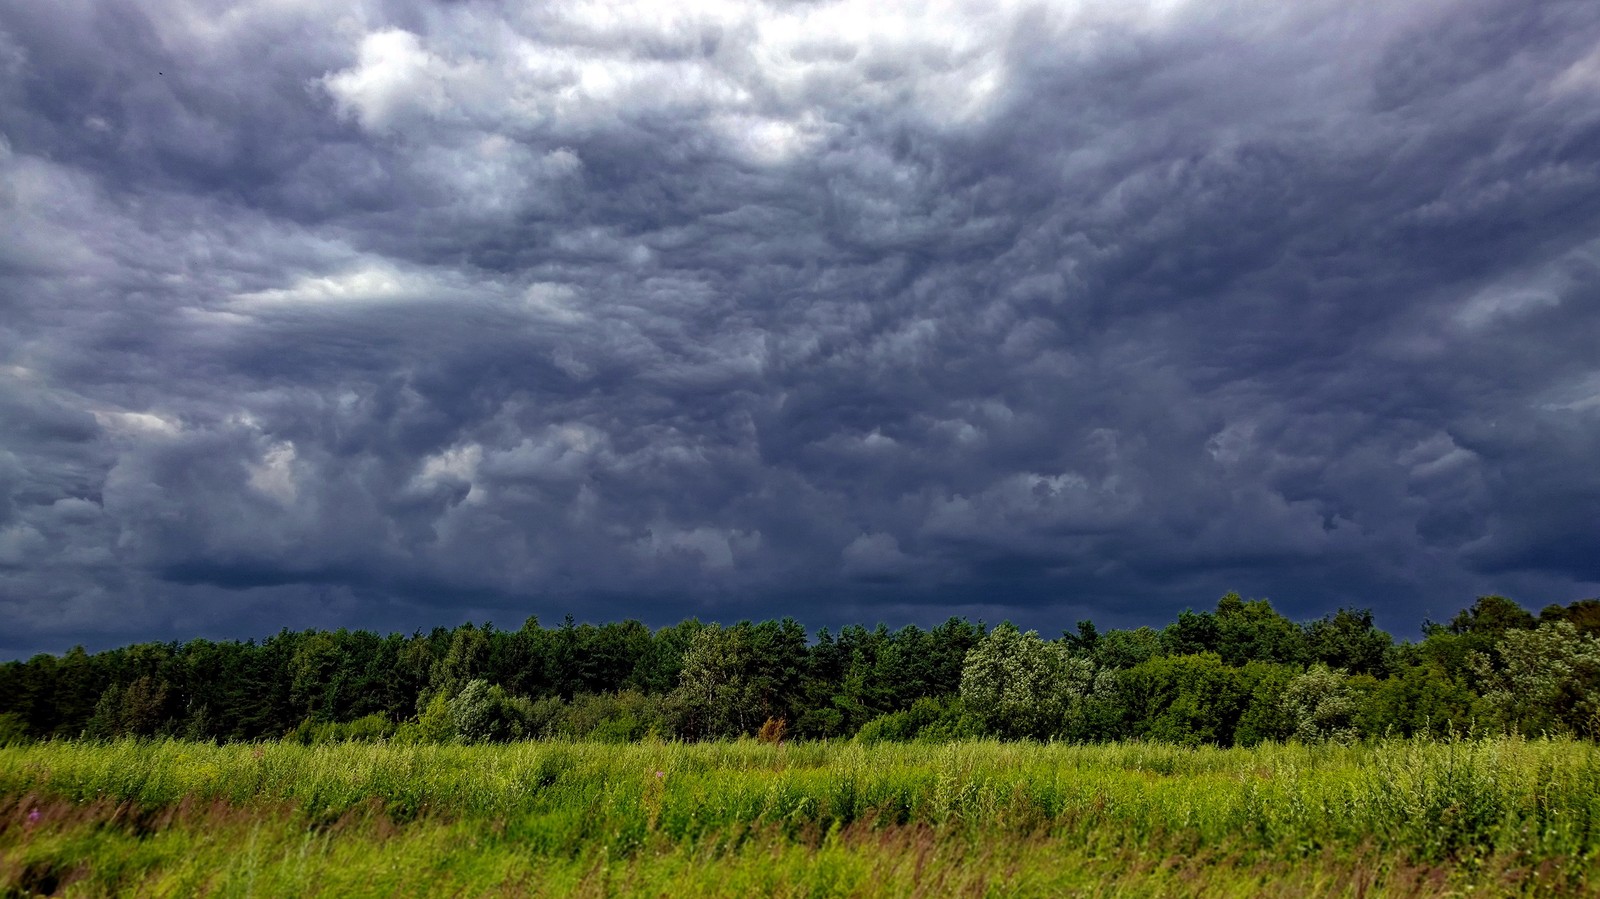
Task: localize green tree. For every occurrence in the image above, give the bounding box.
[0,712,28,745]
[416,690,455,742]
[1232,662,1299,746]
[635,619,705,695]
[1358,663,1478,737]
[669,625,763,739]
[448,679,530,743]
[1539,599,1600,637]
[1093,626,1162,669]
[1160,610,1220,657]
[959,623,1092,739]
[1447,595,1536,637]
[87,675,171,737]
[1118,654,1247,746]
[51,646,104,738]
[432,624,492,699]
[1471,621,1600,736]
[1283,664,1357,743]
[1304,608,1393,677]
[1214,594,1308,666]
[289,631,344,722]
[575,619,655,693]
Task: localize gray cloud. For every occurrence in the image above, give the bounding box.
[2,0,1599,655]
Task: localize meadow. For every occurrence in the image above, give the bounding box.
[2,737,1600,897]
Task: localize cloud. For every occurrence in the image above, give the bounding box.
[2,0,1599,655]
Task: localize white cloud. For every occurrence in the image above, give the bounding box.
[323,29,452,133]
[413,443,485,503]
[230,262,466,308]
[319,0,1178,157]
[247,441,299,504]
[841,531,915,579]
[636,524,760,570]
[92,410,183,439]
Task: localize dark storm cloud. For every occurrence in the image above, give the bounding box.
[2,0,1599,655]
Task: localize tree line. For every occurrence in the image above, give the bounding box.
[3,594,1598,746]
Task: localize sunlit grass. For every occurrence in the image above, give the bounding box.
[3,737,1599,896]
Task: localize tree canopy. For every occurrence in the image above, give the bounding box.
[3,594,1595,747]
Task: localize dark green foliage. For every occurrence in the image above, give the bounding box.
[3,592,1593,747]
[856,697,980,743]
[291,713,396,744]
[1212,594,1308,666]
[1062,620,1099,654]
[1091,626,1161,669]
[0,713,30,746]
[1539,598,1600,637]
[1448,595,1536,637]
[1304,608,1393,677]
[1160,610,1220,657]
[1357,662,1479,737]
[791,706,846,739]
[559,691,669,742]
[1232,662,1299,746]
[1117,653,1248,746]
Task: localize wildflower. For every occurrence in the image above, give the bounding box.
[27,808,40,825]
[654,770,665,778]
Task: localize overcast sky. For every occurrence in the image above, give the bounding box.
[2,0,1598,657]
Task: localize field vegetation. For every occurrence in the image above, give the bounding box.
[3,594,1599,748]
[4,736,1600,896]
[5,593,1600,894]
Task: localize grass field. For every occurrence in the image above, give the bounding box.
[3,737,1599,896]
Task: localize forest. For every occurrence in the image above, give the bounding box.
[4,593,1599,747]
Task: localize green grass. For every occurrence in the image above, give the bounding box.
[3,737,1599,896]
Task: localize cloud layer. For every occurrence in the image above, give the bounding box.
[2,0,1598,654]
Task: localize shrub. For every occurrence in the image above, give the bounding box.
[792,707,845,740]
[1117,653,1247,746]
[1283,664,1356,743]
[960,623,1092,739]
[856,697,980,744]
[449,680,528,743]
[560,691,667,742]
[0,713,29,746]
[757,717,787,744]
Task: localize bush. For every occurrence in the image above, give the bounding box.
[289,713,397,745]
[1117,653,1247,746]
[1232,662,1298,746]
[560,691,667,743]
[415,691,455,743]
[960,623,1092,739]
[792,707,845,740]
[450,680,528,743]
[856,697,980,744]
[0,712,30,746]
[1283,664,1357,743]
[757,717,787,744]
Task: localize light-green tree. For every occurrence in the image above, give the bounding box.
[959,623,1092,739]
[1471,621,1600,736]
[448,679,529,743]
[1282,664,1357,743]
[668,625,762,739]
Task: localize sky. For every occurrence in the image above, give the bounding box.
[2,0,1598,657]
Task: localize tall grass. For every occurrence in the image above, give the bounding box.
[4,737,1599,896]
